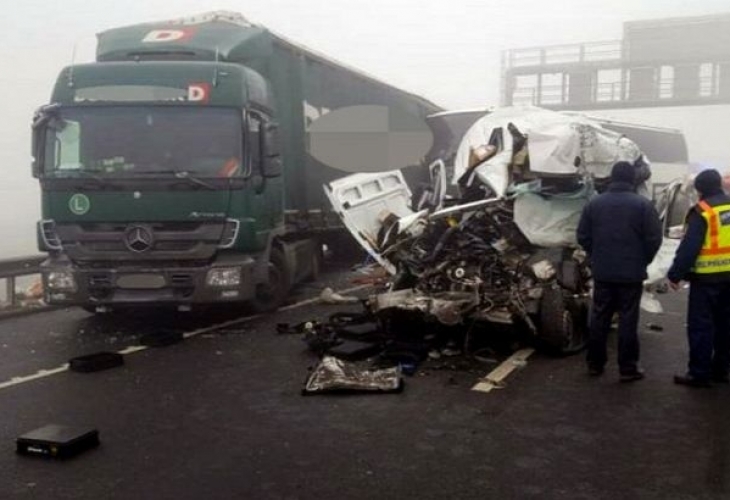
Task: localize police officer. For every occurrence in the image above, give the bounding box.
[577,161,663,382]
[668,169,730,387]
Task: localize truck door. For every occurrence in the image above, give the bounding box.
[248,111,284,232]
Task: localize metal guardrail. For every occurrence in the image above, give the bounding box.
[505,40,623,69]
[0,255,46,307]
[509,75,721,107]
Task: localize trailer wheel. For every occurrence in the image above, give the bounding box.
[249,247,291,313]
[537,286,588,356]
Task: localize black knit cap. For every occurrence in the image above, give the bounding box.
[610,161,636,184]
[694,169,723,197]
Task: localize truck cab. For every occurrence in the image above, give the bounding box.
[33,46,289,312]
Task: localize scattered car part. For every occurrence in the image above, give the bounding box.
[326,340,382,361]
[302,356,403,395]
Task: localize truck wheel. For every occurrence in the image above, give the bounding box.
[303,242,322,283]
[249,247,291,313]
[537,286,588,356]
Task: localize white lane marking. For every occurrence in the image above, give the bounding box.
[472,348,535,393]
[117,346,147,355]
[0,365,69,390]
[0,284,373,392]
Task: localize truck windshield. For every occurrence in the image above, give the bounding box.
[42,106,244,178]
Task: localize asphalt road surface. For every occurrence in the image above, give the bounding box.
[0,272,727,500]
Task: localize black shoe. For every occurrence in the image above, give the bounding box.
[674,374,712,387]
[588,366,604,377]
[620,369,645,383]
[712,373,730,384]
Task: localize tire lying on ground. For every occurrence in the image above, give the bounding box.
[536,285,589,356]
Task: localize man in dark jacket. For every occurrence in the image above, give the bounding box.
[668,169,730,387]
[577,161,663,382]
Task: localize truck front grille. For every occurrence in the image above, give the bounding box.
[170,273,194,287]
[57,221,225,261]
[89,274,112,287]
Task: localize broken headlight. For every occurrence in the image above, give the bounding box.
[46,270,77,292]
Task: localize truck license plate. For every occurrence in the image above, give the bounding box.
[116,274,166,289]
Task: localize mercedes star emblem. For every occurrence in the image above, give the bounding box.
[124,226,154,253]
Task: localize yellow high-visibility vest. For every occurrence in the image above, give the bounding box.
[693,200,730,274]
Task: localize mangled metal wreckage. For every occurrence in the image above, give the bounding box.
[325,106,655,355]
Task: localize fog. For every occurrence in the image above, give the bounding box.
[1,0,729,258]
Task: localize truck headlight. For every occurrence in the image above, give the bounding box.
[47,271,77,291]
[206,267,241,287]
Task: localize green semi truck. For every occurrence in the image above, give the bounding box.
[32,12,441,312]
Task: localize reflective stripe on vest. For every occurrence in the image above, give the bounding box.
[693,201,730,274]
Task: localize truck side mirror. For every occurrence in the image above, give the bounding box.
[30,103,61,179]
[262,122,282,178]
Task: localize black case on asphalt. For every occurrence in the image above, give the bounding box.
[69,352,124,372]
[16,425,100,458]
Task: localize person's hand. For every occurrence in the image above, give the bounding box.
[669,280,682,291]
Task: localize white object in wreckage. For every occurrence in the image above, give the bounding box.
[324,167,507,275]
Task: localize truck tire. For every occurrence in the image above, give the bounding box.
[249,247,291,313]
[537,286,588,356]
[304,243,322,283]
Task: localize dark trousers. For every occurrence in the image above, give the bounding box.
[686,281,730,380]
[587,281,643,374]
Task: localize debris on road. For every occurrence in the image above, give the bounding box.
[327,340,382,361]
[349,264,390,285]
[302,356,403,395]
[69,352,125,373]
[319,287,361,304]
[289,303,524,394]
[16,424,100,459]
[640,292,663,314]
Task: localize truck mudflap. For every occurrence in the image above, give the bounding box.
[40,255,259,309]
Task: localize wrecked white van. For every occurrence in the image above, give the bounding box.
[325,106,681,354]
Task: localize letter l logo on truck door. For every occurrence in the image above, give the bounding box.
[69,194,90,215]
